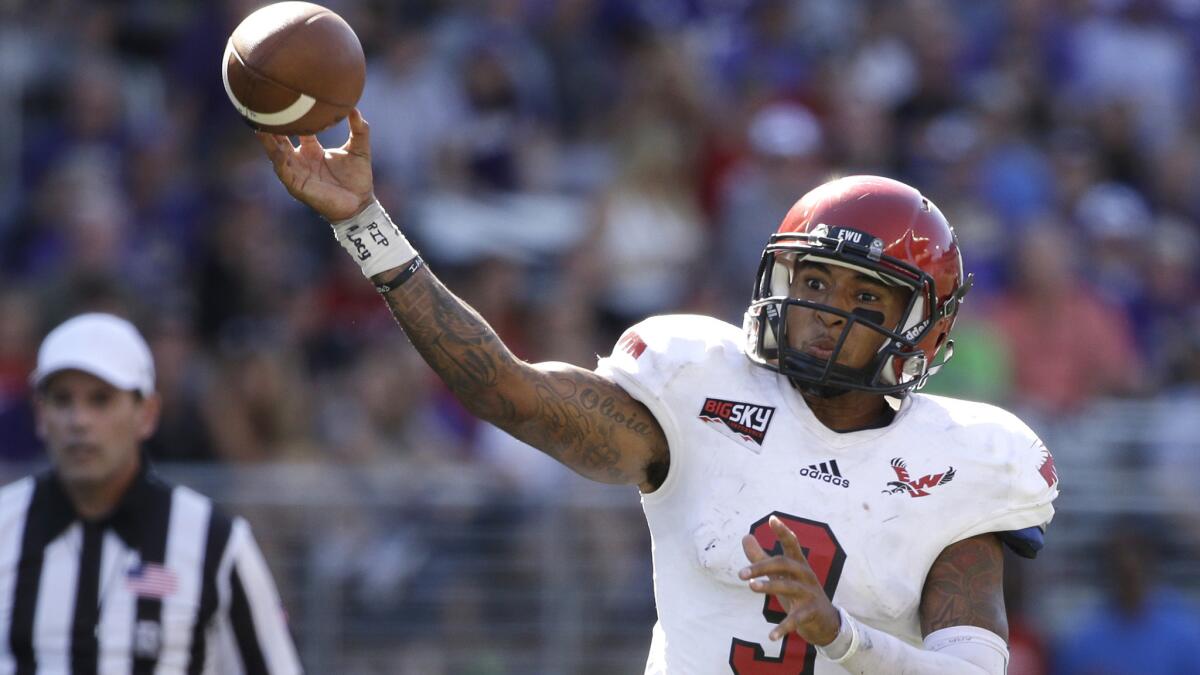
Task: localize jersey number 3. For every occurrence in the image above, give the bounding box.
[728,512,847,675]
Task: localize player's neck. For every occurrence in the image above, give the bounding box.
[802,390,895,433]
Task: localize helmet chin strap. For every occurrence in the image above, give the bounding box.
[788,377,899,431]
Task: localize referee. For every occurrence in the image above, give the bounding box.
[0,313,302,674]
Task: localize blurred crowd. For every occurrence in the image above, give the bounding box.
[2,0,1200,672]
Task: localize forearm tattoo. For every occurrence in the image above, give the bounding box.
[381,269,668,487]
[920,534,1009,640]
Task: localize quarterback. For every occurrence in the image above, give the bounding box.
[258,110,1059,674]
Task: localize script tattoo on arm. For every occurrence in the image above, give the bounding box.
[919,533,1009,640]
[379,268,670,491]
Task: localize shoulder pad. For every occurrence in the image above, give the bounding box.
[916,396,1060,540]
[596,314,742,399]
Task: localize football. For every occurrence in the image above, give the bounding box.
[222,1,365,136]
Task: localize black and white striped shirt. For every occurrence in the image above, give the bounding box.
[0,466,302,674]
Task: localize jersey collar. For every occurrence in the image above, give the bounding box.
[41,456,166,546]
[775,375,915,449]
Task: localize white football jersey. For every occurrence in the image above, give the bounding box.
[595,315,1059,675]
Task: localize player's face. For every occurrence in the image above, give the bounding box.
[35,370,158,490]
[784,260,910,370]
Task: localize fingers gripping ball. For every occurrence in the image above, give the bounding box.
[222,1,365,136]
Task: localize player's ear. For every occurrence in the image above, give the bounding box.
[136,393,162,441]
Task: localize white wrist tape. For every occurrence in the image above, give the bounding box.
[816,608,1008,675]
[331,200,418,278]
[923,625,1010,674]
[816,607,857,661]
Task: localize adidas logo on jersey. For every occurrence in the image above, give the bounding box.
[799,460,849,488]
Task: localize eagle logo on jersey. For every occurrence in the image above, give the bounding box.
[698,397,775,451]
[882,457,955,497]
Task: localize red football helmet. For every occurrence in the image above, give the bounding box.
[744,175,972,395]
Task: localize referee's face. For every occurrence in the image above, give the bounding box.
[35,370,160,491]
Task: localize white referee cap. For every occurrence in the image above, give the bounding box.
[31,313,156,396]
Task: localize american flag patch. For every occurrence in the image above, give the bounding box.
[126,562,178,599]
